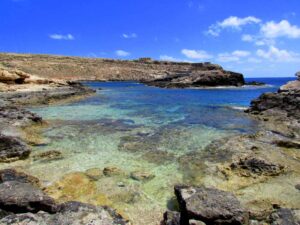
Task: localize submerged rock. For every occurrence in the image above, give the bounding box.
[163,211,181,225]
[130,171,155,182]
[230,156,284,176]
[33,150,63,161]
[103,166,124,177]
[85,168,103,181]
[174,185,248,225]
[0,134,31,162]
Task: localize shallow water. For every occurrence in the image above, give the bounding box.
[10,78,297,224]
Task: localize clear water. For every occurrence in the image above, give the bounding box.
[20,77,296,224]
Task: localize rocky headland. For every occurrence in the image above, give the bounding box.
[0,53,245,87]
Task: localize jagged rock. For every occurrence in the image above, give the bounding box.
[0,201,130,225]
[0,169,40,187]
[246,81,265,86]
[0,181,58,213]
[230,156,284,176]
[130,171,155,182]
[174,185,248,225]
[0,135,31,162]
[269,208,300,225]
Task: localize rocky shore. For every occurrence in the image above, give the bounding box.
[162,72,300,225]
[0,61,299,224]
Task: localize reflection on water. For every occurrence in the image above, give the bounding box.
[11,79,294,224]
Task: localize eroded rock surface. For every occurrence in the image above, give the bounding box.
[173,185,248,225]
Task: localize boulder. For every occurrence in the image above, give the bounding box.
[269,208,300,225]
[174,185,248,225]
[0,181,58,213]
[0,169,40,187]
[0,134,31,162]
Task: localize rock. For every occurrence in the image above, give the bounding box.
[33,150,63,161]
[295,184,300,191]
[273,140,300,149]
[85,168,103,180]
[0,181,58,213]
[189,219,206,225]
[246,81,265,86]
[130,171,155,182]
[0,169,40,187]
[0,134,31,162]
[146,69,245,88]
[174,185,248,225]
[103,166,124,177]
[230,156,284,176]
[162,211,181,225]
[269,208,300,225]
[0,201,130,225]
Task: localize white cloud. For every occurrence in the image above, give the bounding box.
[49,34,74,40]
[261,20,300,39]
[256,46,300,62]
[242,34,254,42]
[160,55,180,62]
[181,49,213,60]
[217,50,251,62]
[115,50,130,57]
[122,33,137,39]
[207,16,261,36]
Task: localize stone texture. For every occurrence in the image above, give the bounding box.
[269,208,300,225]
[174,185,248,225]
[0,134,31,162]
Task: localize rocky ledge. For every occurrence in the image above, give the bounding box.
[0,169,129,225]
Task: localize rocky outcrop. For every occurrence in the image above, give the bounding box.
[164,185,249,225]
[247,72,300,120]
[145,69,245,88]
[0,53,245,87]
[0,170,130,225]
[0,135,31,162]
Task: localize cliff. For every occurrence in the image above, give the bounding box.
[0,53,245,87]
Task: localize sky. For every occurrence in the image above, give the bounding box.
[0,0,300,77]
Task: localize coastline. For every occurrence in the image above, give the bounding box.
[0,65,299,224]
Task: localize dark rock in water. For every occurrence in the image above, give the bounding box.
[295,184,300,191]
[163,211,181,225]
[145,69,245,88]
[33,150,63,161]
[0,181,58,213]
[174,185,248,225]
[246,81,265,86]
[273,140,300,149]
[0,201,129,225]
[269,208,300,225]
[0,135,31,162]
[230,156,284,176]
[0,169,40,187]
[103,166,124,177]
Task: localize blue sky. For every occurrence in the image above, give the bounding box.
[0,0,300,77]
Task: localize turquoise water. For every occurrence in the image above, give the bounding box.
[25,77,294,224]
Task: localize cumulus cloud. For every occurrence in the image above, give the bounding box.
[49,34,74,40]
[260,20,300,39]
[122,33,137,39]
[160,55,180,62]
[115,50,130,57]
[181,49,213,60]
[207,16,261,36]
[256,46,300,62]
[217,50,251,62]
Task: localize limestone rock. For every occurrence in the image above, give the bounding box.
[0,134,31,162]
[0,169,40,187]
[269,208,300,225]
[174,185,248,225]
[0,181,58,213]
